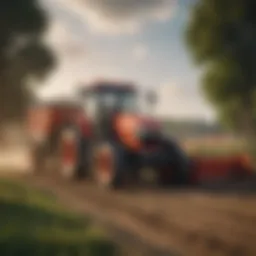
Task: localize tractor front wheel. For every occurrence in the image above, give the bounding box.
[93,142,126,189]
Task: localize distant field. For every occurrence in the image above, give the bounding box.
[182,136,247,157]
[0,124,248,159]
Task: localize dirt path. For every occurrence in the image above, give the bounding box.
[11,173,256,256]
[0,145,255,256]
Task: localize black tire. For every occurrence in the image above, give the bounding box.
[57,125,88,181]
[158,139,190,186]
[93,142,126,190]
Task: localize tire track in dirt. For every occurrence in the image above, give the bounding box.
[16,174,256,256]
[19,175,183,255]
[73,182,256,255]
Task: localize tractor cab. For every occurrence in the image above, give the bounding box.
[79,81,157,142]
[80,80,157,116]
[80,81,139,116]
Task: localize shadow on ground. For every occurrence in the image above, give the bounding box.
[126,174,256,196]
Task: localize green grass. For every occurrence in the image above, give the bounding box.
[183,137,248,157]
[0,178,118,256]
[188,146,245,157]
[185,139,247,158]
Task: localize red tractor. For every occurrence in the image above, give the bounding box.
[27,81,191,189]
[27,80,253,189]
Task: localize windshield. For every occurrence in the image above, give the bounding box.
[96,90,138,113]
[82,86,140,118]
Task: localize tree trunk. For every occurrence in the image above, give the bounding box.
[242,110,256,171]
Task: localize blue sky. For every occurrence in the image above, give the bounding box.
[38,0,214,121]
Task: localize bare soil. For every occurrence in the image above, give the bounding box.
[0,145,255,256]
[8,173,256,256]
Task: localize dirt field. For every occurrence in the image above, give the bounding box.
[0,146,256,256]
[2,172,255,256]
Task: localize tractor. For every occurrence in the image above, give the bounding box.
[27,80,191,189]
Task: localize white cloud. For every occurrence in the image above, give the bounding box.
[37,16,89,98]
[54,0,177,34]
[132,44,148,61]
[45,19,86,61]
[159,82,185,96]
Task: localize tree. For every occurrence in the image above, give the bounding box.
[0,0,55,124]
[185,0,256,156]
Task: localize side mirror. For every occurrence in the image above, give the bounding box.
[146,90,158,107]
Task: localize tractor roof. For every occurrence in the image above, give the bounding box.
[79,80,136,95]
[29,97,81,108]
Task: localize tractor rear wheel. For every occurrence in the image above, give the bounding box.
[58,126,87,180]
[158,139,190,187]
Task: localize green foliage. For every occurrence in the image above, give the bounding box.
[0,179,118,256]
[186,0,252,64]
[0,0,55,123]
[186,0,256,133]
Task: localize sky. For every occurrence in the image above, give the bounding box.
[37,0,215,121]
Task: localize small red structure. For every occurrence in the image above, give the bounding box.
[190,154,253,184]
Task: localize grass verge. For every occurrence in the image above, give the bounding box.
[0,178,118,256]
